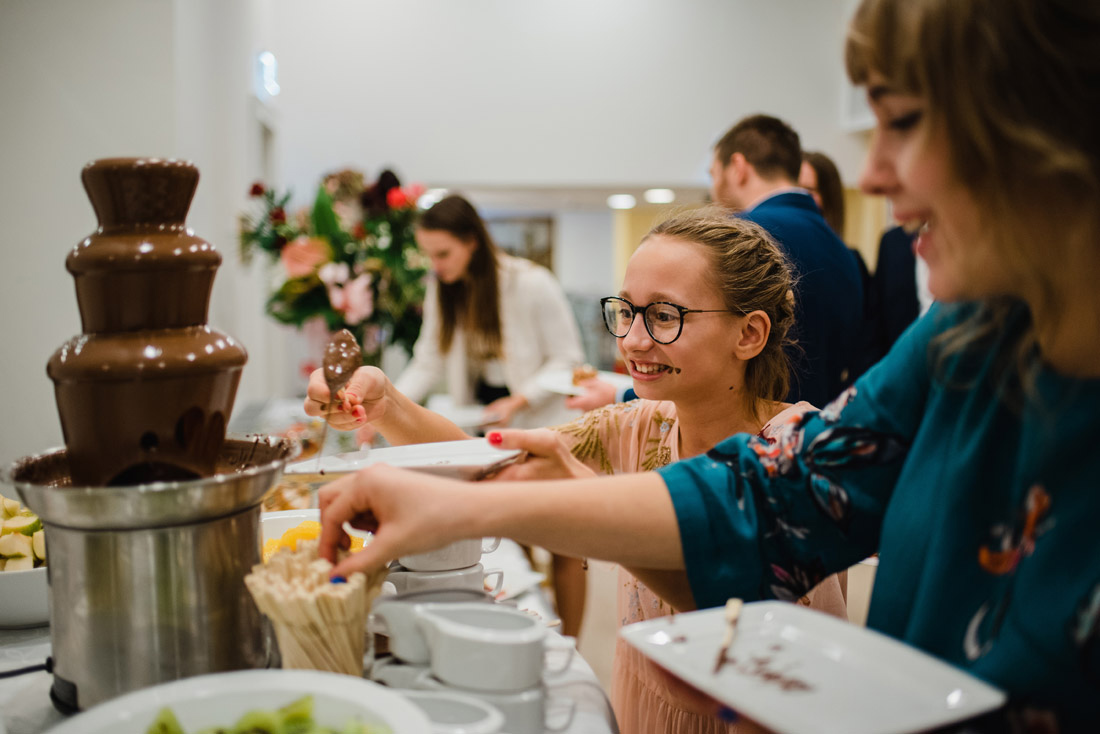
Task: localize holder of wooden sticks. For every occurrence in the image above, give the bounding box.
[246,539,387,676]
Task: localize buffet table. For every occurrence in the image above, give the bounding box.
[0,540,618,734]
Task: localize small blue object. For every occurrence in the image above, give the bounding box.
[718,707,739,723]
[331,576,347,584]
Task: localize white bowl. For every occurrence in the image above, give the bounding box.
[260,508,321,542]
[43,669,431,734]
[260,508,372,546]
[0,564,48,628]
[403,690,505,734]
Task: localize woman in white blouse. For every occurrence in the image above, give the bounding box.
[393,194,584,429]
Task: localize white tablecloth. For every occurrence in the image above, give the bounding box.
[0,540,617,734]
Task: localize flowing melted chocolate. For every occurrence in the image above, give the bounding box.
[48,159,247,487]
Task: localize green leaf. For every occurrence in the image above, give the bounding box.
[311,187,343,242]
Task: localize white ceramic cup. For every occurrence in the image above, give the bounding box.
[400,537,502,572]
[386,563,504,597]
[402,690,505,734]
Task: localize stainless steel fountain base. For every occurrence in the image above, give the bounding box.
[6,435,298,711]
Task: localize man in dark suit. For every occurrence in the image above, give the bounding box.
[570,115,864,410]
[870,225,921,362]
[706,114,864,407]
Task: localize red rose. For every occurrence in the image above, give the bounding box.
[353,222,367,240]
[386,187,409,209]
[249,182,266,197]
[270,206,287,223]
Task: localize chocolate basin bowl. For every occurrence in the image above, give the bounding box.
[5,435,299,712]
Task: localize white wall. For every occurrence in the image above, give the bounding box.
[269,0,866,207]
[0,0,177,463]
[0,0,276,467]
[555,211,616,295]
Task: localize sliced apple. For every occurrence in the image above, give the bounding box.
[32,530,46,562]
[1,496,21,521]
[5,555,34,571]
[0,531,33,558]
[3,515,41,537]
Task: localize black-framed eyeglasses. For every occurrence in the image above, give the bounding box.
[599,296,731,345]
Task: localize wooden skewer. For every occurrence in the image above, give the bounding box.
[713,598,743,674]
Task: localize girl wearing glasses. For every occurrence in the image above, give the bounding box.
[391,194,584,429]
[308,209,846,732]
[492,211,847,733]
[315,0,1100,727]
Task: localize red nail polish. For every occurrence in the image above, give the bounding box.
[487,431,502,445]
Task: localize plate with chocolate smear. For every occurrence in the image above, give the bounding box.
[284,438,523,483]
[620,600,1005,734]
[536,367,635,397]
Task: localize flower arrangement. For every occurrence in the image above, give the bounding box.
[239,169,429,371]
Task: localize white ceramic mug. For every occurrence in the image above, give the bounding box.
[385,563,504,597]
[400,537,502,572]
[402,690,505,734]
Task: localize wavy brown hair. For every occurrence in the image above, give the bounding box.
[802,150,846,237]
[646,209,797,408]
[417,195,503,360]
[846,0,1100,398]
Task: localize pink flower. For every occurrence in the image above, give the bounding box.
[328,284,347,313]
[342,274,374,325]
[280,236,329,278]
[318,262,350,287]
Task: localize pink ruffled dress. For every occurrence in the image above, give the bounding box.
[556,400,848,734]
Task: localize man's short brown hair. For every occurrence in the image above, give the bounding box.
[714,114,803,182]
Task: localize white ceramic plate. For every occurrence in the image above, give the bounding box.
[43,669,431,734]
[423,396,503,431]
[620,600,1005,734]
[536,369,634,397]
[285,439,522,482]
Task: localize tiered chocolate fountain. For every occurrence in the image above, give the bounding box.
[5,158,297,712]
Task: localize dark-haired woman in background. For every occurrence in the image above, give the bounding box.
[393,194,584,429]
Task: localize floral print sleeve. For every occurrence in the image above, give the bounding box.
[658,310,937,611]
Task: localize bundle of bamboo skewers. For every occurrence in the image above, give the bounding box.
[245,539,387,676]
